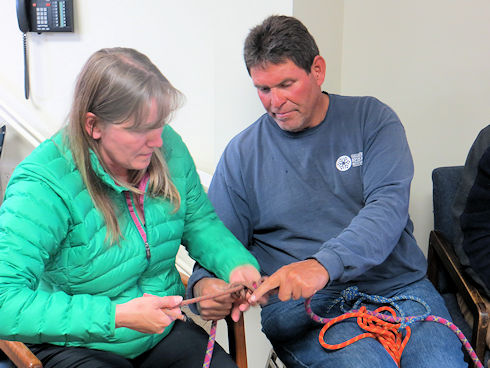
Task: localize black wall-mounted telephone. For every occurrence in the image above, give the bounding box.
[16,0,74,33]
[16,0,74,100]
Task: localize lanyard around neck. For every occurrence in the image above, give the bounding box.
[125,173,151,260]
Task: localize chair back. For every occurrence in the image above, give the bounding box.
[0,125,5,158]
[431,166,464,244]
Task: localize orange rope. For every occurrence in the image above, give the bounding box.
[318,306,411,367]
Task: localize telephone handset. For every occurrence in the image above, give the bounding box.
[15,0,74,99]
[16,0,30,33]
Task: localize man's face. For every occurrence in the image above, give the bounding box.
[250,57,326,132]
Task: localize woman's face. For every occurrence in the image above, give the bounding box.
[87,99,163,182]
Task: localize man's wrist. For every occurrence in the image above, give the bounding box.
[192,277,211,298]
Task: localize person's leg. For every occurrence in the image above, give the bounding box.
[134,319,237,368]
[390,278,468,368]
[261,292,398,368]
[27,343,133,368]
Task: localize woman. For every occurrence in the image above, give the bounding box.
[0,48,260,367]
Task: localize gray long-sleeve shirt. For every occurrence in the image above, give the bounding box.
[188,93,426,299]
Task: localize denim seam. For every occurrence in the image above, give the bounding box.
[278,345,310,368]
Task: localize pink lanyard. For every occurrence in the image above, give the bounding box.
[125,174,151,260]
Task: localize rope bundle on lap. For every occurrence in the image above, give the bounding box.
[182,283,483,368]
[316,305,411,366]
[305,286,483,368]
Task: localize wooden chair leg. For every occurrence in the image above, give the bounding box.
[427,239,440,289]
[179,272,248,367]
[472,307,489,362]
[0,340,42,368]
[226,314,247,368]
[428,231,489,362]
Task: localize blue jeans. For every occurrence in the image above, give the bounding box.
[261,278,468,367]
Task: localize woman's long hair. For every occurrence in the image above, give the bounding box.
[66,47,183,245]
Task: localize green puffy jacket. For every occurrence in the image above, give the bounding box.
[0,125,259,358]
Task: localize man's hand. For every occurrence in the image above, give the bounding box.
[115,294,184,334]
[250,259,329,303]
[194,264,261,322]
[193,278,236,321]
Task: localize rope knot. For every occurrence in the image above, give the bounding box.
[341,286,361,302]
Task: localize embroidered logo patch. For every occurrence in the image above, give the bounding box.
[351,152,363,167]
[336,155,352,171]
[336,152,363,172]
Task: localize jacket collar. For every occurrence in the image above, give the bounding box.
[89,149,126,193]
[55,130,135,193]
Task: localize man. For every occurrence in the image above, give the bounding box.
[454,125,490,359]
[188,15,466,367]
[453,125,490,296]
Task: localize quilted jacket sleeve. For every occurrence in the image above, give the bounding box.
[163,126,259,282]
[0,167,115,344]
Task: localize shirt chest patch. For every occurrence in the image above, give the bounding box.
[336,152,363,172]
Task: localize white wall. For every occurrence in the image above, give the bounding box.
[294,0,344,93]
[1,1,290,173]
[340,0,490,253]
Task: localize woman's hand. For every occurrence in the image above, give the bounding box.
[229,264,261,288]
[115,294,184,334]
[228,264,261,321]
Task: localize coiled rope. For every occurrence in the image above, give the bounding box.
[305,286,483,368]
[182,283,483,368]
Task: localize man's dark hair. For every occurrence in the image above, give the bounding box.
[244,15,320,75]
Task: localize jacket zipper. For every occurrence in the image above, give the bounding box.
[125,174,151,260]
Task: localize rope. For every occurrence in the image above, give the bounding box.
[305,286,484,368]
[323,286,431,329]
[180,282,484,367]
[203,321,217,368]
[180,284,245,307]
[316,305,410,367]
[179,283,249,368]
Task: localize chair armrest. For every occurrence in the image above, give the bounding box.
[180,272,190,288]
[0,340,42,368]
[428,230,489,360]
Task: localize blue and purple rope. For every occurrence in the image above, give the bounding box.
[305,286,483,368]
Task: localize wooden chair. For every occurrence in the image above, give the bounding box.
[0,341,41,368]
[0,273,247,368]
[427,166,489,362]
[224,312,248,368]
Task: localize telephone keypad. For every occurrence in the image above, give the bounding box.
[36,7,49,31]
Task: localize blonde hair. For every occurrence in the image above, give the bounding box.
[66,47,183,244]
